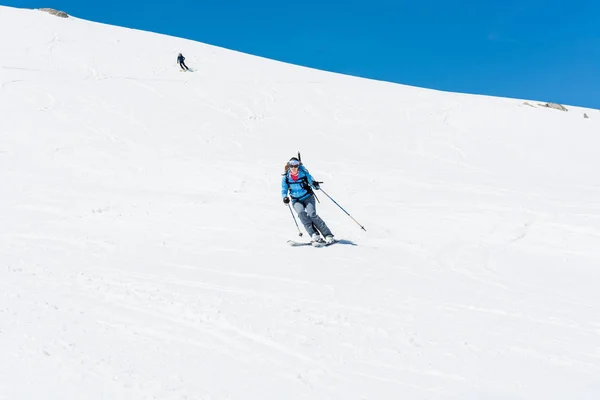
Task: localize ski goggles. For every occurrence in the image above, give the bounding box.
[288,162,300,167]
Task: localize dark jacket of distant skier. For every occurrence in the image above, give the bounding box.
[177,53,188,70]
[281,157,334,242]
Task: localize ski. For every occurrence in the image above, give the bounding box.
[287,239,338,247]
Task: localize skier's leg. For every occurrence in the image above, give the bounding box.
[179,62,185,70]
[183,61,189,70]
[305,197,333,237]
[293,200,317,236]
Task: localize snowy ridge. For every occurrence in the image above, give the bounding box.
[1,6,600,399]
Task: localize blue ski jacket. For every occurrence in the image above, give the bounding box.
[281,165,317,202]
[177,54,185,63]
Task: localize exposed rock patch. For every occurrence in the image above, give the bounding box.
[538,102,568,112]
[39,8,69,18]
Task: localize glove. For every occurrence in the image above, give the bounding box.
[313,182,320,190]
[283,197,290,204]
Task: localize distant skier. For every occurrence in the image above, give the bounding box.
[177,52,189,71]
[282,157,335,244]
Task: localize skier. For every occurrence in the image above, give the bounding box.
[177,52,189,71]
[282,157,335,244]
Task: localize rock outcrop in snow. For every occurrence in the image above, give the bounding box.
[39,8,69,18]
[539,102,568,111]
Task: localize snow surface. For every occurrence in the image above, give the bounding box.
[1,6,600,399]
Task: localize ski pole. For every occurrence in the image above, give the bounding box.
[287,203,303,236]
[318,187,367,231]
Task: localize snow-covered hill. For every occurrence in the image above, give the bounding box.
[1,6,599,399]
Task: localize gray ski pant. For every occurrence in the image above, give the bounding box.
[293,195,333,237]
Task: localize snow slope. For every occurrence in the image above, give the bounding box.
[1,6,600,399]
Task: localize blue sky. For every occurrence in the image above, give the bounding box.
[7,0,600,108]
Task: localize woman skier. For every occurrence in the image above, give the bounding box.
[281,157,335,243]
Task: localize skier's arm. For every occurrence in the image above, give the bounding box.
[281,175,289,198]
[302,167,318,189]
